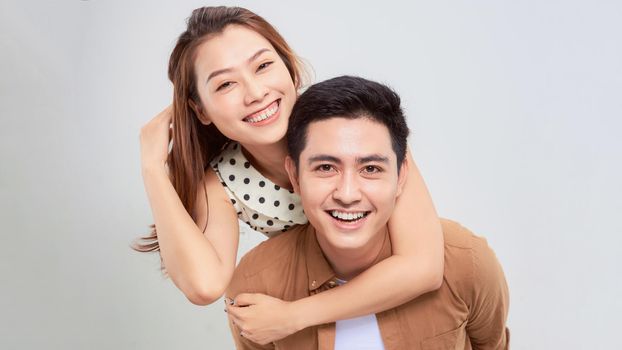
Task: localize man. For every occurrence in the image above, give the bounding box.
[226,76,510,349]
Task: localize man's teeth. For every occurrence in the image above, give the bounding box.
[246,104,278,123]
[330,211,366,221]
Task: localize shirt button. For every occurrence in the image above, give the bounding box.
[311,280,317,288]
[327,281,337,288]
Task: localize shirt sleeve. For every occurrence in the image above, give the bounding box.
[466,235,510,350]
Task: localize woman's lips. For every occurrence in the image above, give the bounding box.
[244,100,280,124]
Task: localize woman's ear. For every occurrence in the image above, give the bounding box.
[189,99,212,125]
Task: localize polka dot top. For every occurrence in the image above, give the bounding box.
[210,142,308,237]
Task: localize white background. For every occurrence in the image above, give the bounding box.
[1,0,620,349]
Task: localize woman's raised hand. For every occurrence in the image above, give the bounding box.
[140,105,173,172]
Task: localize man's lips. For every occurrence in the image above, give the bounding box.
[324,209,371,231]
[326,210,371,222]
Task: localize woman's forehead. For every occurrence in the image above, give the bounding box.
[195,25,276,71]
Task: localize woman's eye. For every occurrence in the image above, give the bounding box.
[257,61,273,71]
[216,81,233,91]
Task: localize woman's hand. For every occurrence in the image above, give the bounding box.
[226,293,303,345]
[140,105,173,171]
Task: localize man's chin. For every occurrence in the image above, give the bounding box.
[320,231,370,252]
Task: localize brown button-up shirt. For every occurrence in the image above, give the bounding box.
[226,219,510,349]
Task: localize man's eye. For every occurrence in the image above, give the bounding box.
[257,61,273,71]
[363,165,381,173]
[216,81,232,91]
[317,164,334,172]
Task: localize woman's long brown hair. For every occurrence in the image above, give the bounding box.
[132,6,306,268]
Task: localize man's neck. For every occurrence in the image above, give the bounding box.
[240,138,291,189]
[316,228,389,281]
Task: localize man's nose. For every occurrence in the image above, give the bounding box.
[332,171,362,205]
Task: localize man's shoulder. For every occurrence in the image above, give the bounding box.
[441,218,476,248]
[440,218,496,253]
[239,225,307,276]
[440,218,506,302]
[226,225,308,298]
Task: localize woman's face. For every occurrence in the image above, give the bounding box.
[193,25,297,147]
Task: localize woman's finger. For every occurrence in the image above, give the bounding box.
[233,292,260,306]
[226,304,248,320]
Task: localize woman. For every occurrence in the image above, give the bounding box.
[136,6,444,345]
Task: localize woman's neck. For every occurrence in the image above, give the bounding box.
[240,138,292,189]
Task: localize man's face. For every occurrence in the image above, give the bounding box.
[287,117,406,255]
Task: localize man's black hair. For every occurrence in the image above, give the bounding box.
[287,75,410,171]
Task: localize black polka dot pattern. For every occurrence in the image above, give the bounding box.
[210,142,307,236]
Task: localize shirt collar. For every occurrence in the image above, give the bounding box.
[304,225,392,292]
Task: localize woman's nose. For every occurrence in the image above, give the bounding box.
[244,78,269,105]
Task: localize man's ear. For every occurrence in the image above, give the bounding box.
[285,156,301,194]
[189,99,212,126]
[396,158,409,197]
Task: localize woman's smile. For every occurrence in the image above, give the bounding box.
[243,99,280,125]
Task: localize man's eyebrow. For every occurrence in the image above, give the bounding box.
[307,154,389,165]
[357,154,389,164]
[307,155,341,165]
[206,48,272,83]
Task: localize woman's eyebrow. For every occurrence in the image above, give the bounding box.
[206,48,272,84]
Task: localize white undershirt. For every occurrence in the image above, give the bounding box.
[333,279,386,350]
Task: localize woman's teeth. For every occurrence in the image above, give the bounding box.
[330,210,367,221]
[245,103,278,123]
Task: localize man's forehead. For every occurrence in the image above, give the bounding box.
[302,117,394,160]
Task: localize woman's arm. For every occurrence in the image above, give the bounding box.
[140,107,239,305]
[227,148,444,344]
